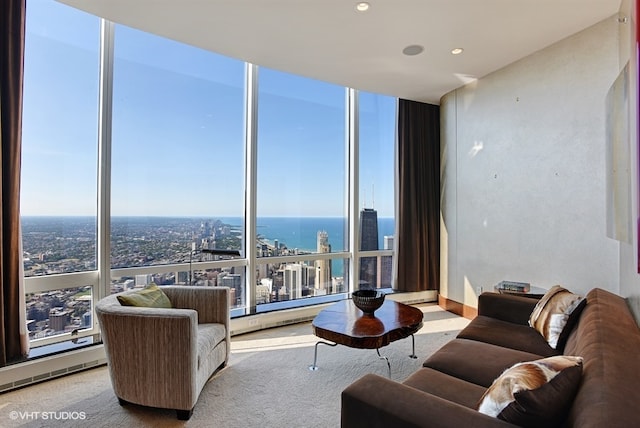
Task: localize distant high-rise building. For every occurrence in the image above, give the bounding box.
[256,284,270,304]
[201,221,211,239]
[49,308,70,333]
[257,260,269,280]
[359,208,379,251]
[260,244,269,257]
[272,269,285,301]
[284,263,303,299]
[379,255,393,288]
[176,271,189,285]
[82,311,92,329]
[379,235,394,288]
[303,264,316,289]
[359,208,379,288]
[383,235,394,250]
[219,273,243,306]
[315,231,332,292]
[135,274,153,288]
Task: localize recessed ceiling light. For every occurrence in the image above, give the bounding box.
[402,45,424,56]
[355,2,370,12]
[451,48,464,55]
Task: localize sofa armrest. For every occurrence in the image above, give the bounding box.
[162,286,230,325]
[478,292,539,325]
[341,374,515,428]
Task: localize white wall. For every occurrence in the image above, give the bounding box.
[441,15,627,309]
[617,0,640,323]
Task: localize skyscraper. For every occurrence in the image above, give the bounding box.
[284,263,303,299]
[315,231,332,293]
[359,208,379,288]
[359,208,379,251]
[219,273,243,306]
[379,235,394,288]
[383,235,394,250]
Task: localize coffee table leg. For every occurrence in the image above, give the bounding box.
[308,340,338,371]
[409,334,417,359]
[376,349,391,378]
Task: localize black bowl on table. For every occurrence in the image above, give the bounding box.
[351,290,385,315]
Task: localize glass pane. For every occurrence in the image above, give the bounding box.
[112,267,246,308]
[358,92,397,289]
[22,217,97,276]
[256,257,347,306]
[110,217,242,269]
[27,286,94,340]
[358,254,394,289]
[110,26,245,268]
[21,0,100,277]
[257,70,347,253]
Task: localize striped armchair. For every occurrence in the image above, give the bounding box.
[96,286,230,420]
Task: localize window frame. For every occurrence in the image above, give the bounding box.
[20,7,397,350]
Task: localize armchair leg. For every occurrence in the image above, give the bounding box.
[176,408,193,420]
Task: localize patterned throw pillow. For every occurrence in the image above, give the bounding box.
[528,285,585,349]
[477,355,583,426]
[117,284,172,308]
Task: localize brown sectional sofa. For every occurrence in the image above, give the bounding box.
[341,288,640,427]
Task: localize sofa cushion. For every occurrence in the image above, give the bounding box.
[422,338,544,387]
[403,367,486,409]
[117,285,172,308]
[477,355,583,425]
[529,285,584,349]
[457,315,559,357]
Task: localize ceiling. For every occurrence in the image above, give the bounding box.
[58,0,621,104]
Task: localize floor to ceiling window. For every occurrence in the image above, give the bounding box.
[256,69,348,308]
[20,0,100,348]
[109,25,247,307]
[358,92,397,290]
[19,0,397,353]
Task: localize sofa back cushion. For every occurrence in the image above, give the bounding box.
[529,285,585,350]
[563,288,640,428]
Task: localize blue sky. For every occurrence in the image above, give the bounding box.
[20,0,396,219]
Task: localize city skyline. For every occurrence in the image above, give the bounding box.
[21,215,395,275]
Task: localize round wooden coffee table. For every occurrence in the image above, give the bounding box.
[309,299,424,377]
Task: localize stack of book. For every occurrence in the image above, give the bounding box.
[495,281,531,293]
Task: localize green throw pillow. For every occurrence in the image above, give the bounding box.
[117,285,172,308]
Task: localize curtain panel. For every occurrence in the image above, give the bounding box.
[0,0,28,366]
[396,99,440,292]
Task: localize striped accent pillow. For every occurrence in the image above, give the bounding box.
[529,285,584,349]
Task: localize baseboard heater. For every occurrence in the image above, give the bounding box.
[0,344,107,393]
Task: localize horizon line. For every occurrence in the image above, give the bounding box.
[21,214,395,219]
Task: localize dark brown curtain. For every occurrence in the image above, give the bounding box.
[396,99,440,292]
[1,0,27,366]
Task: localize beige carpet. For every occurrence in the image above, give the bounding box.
[1,304,469,428]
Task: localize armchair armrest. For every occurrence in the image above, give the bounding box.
[96,305,199,410]
[341,374,514,428]
[162,286,230,325]
[477,292,540,325]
